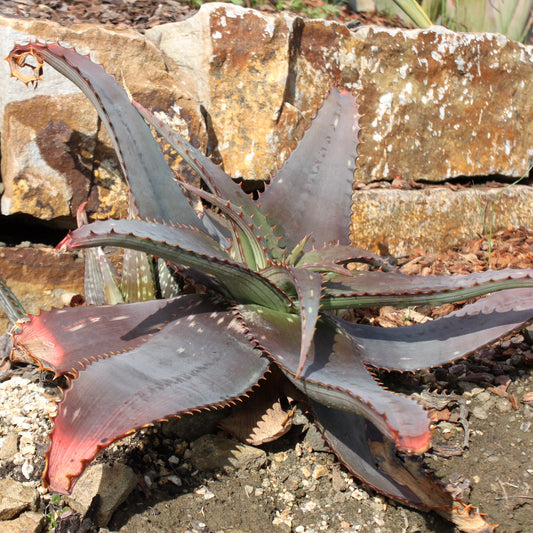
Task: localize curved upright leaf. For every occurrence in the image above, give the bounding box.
[7,42,203,228]
[133,100,283,259]
[256,88,360,250]
[61,219,291,311]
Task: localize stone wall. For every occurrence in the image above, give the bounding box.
[0,2,532,257]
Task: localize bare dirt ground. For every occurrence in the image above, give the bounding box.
[0,2,531,533]
[1,230,531,533]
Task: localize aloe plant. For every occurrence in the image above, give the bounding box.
[3,41,533,532]
[392,0,533,43]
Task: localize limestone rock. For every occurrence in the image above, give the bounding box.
[351,185,533,256]
[2,4,533,252]
[145,4,533,253]
[0,247,84,332]
[66,463,138,528]
[1,95,99,220]
[147,4,533,184]
[147,5,300,182]
[351,26,533,184]
[0,478,39,520]
[0,511,45,533]
[0,433,18,462]
[0,14,205,222]
[190,434,267,472]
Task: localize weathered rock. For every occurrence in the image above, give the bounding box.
[65,463,138,528]
[0,247,84,332]
[0,433,18,461]
[190,434,267,472]
[351,184,533,256]
[147,4,533,184]
[0,511,45,533]
[0,14,205,222]
[351,26,533,184]
[0,478,39,520]
[1,3,533,253]
[1,95,100,220]
[145,4,533,254]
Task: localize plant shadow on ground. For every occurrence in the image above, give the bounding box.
[99,402,457,533]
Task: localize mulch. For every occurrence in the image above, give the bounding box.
[0,0,410,30]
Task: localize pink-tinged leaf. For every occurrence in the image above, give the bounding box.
[321,267,533,310]
[238,306,432,453]
[339,288,533,371]
[7,42,203,228]
[310,402,497,532]
[14,297,193,375]
[256,88,360,251]
[41,295,268,493]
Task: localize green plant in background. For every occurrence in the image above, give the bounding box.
[277,0,343,18]
[45,493,70,532]
[472,173,529,267]
[4,41,533,532]
[392,0,533,42]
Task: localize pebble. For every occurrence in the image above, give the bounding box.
[495,397,512,412]
[66,463,138,527]
[312,464,329,480]
[0,478,39,520]
[471,406,489,420]
[0,433,18,461]
[0,510,45,533]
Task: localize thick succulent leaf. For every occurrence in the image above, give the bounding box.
[157,258,181,299]
[133,100,283,259]
[256,88,360,251]
[178,180,267,270]
[337,287,533,371]
[83,247,123,306]
[261,265,323,378]
[309,400,449,505]
[7,42,202,228]
[321,267,533,310]
[13,297,193,375]
[0,272,26,324]
[61,219,291,311]
[297,244,396,272]
[37,295,269,493]
[310,401,496,533]
[120,248,155,303]
[238,305,432,453]
[76,203,122,306]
